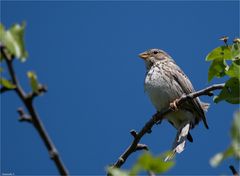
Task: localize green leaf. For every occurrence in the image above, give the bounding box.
[0,23,4,35]
[0,24,5,61]
[231,111,240,159]
[0,77,16,89]
[135,152,174,174]
[206,46,232,61]
[231,111,240,142]
[27,71,39,93]
[214,78,240,104]
[107,168,130,176]
[210,111,240,167]
[226,62,240,78]
[107,152,174,176]
[210,146,234,167]
[233,57,240,65]
[129,164,142,175]
[0,22,28,61]
[208,58,228,82]
[232,42,240,59]
[232,140,240,159]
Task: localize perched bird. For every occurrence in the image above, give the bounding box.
[139,48,209,160]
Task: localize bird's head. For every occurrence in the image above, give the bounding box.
[139,49,173,71]
[139,48,172,65]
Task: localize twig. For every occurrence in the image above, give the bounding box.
[229,165,239,176]
[111,83,225,169]
[0,86,14,93]
[17,107,32,123]
[1,46,69,175]
[26,84,48,100]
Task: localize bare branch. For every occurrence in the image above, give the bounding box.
[0,86,15,93]
[26,84,48,101]
[229,165,239,176]
[1,46,69,176]
[135,143,149,152]
[17,107,32,123]
[111,83,225,169]
[130,130,138,138]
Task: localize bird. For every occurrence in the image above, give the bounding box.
[139,48,209,161]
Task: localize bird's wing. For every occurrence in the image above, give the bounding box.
[169,62,209,129]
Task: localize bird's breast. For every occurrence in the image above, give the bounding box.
[144,68,196,129]
[144,67,176,111]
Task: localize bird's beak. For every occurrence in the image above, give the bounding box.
[139,52,149,60]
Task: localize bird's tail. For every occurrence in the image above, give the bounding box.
[165,123,191,162]
[201,102,210,112]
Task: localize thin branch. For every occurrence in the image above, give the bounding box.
[229,165,239,176]
[111,83,225,169]
[26,84,48,101]
[17,107,32,123]
[135,143,149,152]
[0,86,14,93]
[1,46,69,176]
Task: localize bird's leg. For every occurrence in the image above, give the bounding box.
[170,98,180,111]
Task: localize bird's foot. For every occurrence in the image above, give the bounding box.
[170,99,180,111]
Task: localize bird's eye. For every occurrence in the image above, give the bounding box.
[153,51,158,54]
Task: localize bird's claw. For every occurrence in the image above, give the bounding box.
[170,99,179,111]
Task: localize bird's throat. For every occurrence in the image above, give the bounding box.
[145,60,154,72]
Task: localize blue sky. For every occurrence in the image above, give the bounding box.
[1,1,239,175]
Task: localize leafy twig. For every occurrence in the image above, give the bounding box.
[111,83,225,169]
[1,46,69,176]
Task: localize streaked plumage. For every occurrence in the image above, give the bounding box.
[139,48,209,160]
